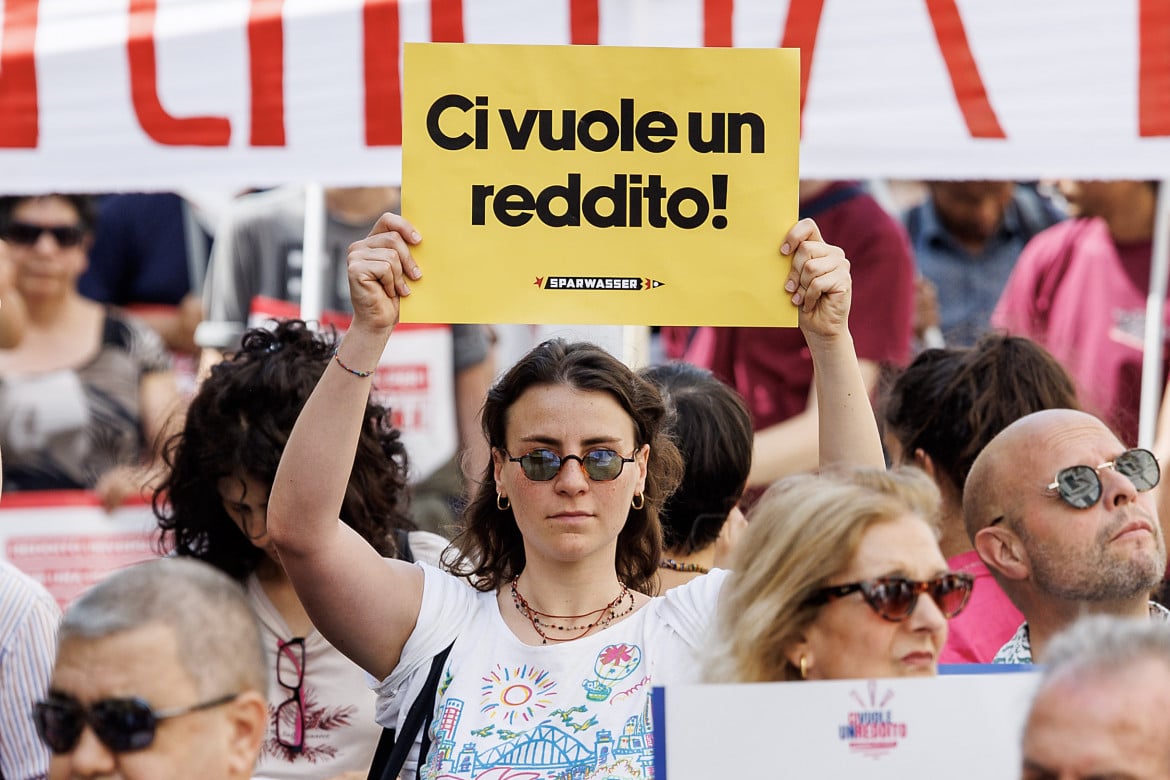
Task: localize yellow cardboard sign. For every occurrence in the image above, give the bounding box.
[401,43,799,327]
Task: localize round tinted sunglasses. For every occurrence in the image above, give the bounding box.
[33,692,237,753]
[2,221,86,248]
[506,448,635,481]
[1046,447,1160,509]
[803,572,975,622]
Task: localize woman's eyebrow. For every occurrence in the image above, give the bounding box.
[515,434,623,447]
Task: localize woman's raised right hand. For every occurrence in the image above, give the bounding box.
[346,212,424,332]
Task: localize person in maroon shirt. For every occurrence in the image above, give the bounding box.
[664,181,915,493]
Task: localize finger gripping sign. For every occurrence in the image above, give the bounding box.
[402,43,800,327]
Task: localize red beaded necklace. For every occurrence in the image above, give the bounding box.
[510,577,634,644]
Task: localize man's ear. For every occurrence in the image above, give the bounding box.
[974,525,1030,582]
[224,691,268,776]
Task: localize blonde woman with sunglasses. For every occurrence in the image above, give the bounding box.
[707,467,973,682]
[267,213,884,779]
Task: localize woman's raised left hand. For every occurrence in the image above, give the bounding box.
[780,218,852,344]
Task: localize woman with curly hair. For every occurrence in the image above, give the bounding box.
[155,319,447,779]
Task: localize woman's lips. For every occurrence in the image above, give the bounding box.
[901,651,935,668]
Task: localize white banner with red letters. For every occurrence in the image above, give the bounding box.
[0,492,160,608]
[1,0,1169,192]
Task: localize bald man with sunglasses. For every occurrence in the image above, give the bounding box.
[964,408,1168,664]
[35,558,268,779]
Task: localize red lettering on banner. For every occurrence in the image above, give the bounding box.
[1140,0,1170,136]
[0,0,39,148]
[431,0,464,42]
[704,0,733,47]
[782,0,1003,138]
[7,533,158,608]
[377,363,430,392]
[128,0,231,146]
[389,402,425,432]
[924,0,1004,138]
[570,0,599,45]
[364,0,402,146]
[779,0,825,122]
[249,0,285,146]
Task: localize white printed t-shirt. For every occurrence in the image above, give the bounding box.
[373,563,727,780]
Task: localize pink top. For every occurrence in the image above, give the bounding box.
[992,217,1165,446]
[941,550,1024,664]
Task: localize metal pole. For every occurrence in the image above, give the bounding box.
[300,183,327,328]
[1139,179,1170,449]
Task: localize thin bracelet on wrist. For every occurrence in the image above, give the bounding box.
[332,349,375,378]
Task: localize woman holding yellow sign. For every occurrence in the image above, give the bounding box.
[267,213,883,779]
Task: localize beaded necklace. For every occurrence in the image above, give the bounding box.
[659,558,710,574]
[510,577,634,644]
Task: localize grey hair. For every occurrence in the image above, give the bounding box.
[1043,615,1170,679]
[59,558,268,696]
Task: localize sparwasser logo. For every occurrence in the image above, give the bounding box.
[837,681,907,759]
[535,276,665,291]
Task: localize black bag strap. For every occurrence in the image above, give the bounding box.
[393,528,415,563]
[367,641,454,780]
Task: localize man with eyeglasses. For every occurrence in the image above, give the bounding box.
[1021,615,1170,780]
[35,558,268,779]
[963,408,1168,664]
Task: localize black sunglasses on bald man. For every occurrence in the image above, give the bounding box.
[1047,448,1160,510]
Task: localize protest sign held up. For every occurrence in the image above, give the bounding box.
[401,43,800,327]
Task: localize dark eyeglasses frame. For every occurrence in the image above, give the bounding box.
[33,691,238,754]
[275,637,306,753]
[505,448,636,482]
[2,221,87,248]
[1045,447,1160,510]
[803,572,975,622]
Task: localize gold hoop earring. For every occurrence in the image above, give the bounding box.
[497,493,510,511]
[799,655,809,680]
[631,493,645,510]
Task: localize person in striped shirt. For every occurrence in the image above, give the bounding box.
[0,559,59,780]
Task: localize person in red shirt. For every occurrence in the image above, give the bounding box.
[664,181,915,493]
